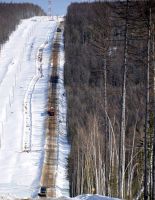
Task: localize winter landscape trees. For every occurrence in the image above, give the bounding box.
[0,3,45,45]
[2,0,155,199]
[64,1,155,199]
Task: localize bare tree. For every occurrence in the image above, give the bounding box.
[118,0,129,198]
[144,1,151,199]
[152,12,155,200]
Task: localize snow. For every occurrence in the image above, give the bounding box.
[48,195,120,200]
[38,195,120,200]
[55,35,70,197]
[0,16,57,198]
[74,194,120,200]
[0,194,120,200]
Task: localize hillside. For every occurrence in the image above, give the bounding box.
[64,1,155,199]
[0,15,57,197]
[0,3,45,45]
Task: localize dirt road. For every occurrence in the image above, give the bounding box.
[40,23,63,197]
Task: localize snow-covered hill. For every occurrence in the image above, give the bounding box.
[0,16,57,198]
[0,16,119,200]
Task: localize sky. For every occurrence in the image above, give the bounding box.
[0,0,88,15]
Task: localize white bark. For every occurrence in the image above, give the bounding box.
[118,1,129,198]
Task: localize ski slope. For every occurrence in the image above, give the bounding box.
[0,16,57,198]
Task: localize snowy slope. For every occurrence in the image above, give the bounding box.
[0,16,57,198]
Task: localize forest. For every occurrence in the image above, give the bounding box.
[0,3,45,45]
[64,1,155,199]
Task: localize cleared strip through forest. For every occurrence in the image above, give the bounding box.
[40,23,62,197]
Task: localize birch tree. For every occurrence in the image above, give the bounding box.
[144,1,151,199]
[118,0,129,198]
[153,25,155,193]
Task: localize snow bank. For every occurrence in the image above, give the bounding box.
[48,195,119,200]
[74,194,120,200]
[55,31,70,197]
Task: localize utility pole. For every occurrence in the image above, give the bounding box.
[48,0,52,19]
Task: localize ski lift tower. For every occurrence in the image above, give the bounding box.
[48,0,53,19]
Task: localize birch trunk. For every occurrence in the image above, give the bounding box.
[152,20,155,200]
[118,0,129,198]
[104,58,108,195]
[127,111,138,198]
[144,4,151,200]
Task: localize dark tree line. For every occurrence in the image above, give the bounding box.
[0,2,45,45]
[64,1,155,199]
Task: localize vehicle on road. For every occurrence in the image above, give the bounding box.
[38,186,47,197]
[47,106,55,116]
[57,27,61,32]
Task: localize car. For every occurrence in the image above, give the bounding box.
[50,75,59,84]
[38,186,47,197]
[47,107,55,116]
[57,27,61,32]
